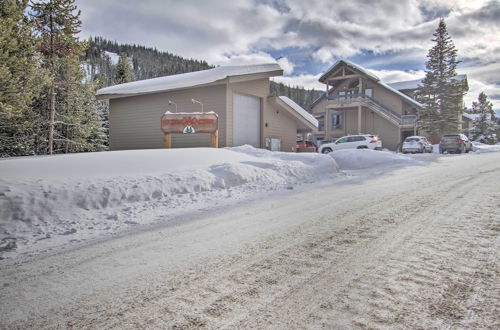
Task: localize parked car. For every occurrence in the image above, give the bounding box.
[439,134,473,154]
[296,140,318,152]
[402,136,433,153]
[318,134,382,154]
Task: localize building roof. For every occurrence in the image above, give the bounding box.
[269,96,318,132]
[319,59,380,83]
[96,63,283,99]
[462,113,478,120]
[388,74,467,91]
[318,59,423,108]
[278,96,319,127]
[310,92,326,109]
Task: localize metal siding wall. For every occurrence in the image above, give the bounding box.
[108,84,226,150]
[373,113,400,150]
[265,102,298,152]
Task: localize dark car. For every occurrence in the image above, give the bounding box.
[439,134,473,154]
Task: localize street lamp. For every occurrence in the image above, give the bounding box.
[168,100,177,113]
[191,98,203,113]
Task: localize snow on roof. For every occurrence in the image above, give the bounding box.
[378,81,423,108]
[278,96,319,127]
[318,59,422,108]
[97,63,283,98]
[387,78,422,91]
[388,74,467,91]
[319,59,380,83]
[462,112,490,121]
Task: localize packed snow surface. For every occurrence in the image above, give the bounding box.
[328,149,419,170]
[0,146,338,257]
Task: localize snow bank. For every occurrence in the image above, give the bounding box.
[0,146,338,257]
[472,142,500,153]
[329,149,417,170]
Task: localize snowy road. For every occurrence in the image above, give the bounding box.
[1,152,499,329]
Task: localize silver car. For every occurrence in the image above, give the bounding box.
[402,136,433,153]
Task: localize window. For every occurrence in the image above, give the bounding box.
[364,88,373,98]
[316,115,325,131]
[336,137,348,144]
[347,136,365,142]
[331,113,343,129]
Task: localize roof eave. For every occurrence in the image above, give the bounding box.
[270,96,318,132]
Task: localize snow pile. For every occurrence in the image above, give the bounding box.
[0,146,338,257]
[472,142,500,153]
[329,149,418,170]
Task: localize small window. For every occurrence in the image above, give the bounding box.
[365,88,373,98]
[331,113,343,129]
[316,115,325,131]
[336,137,348,144]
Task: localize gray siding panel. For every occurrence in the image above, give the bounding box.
[109,84,226,150]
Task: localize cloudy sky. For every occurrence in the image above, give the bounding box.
[77,0,500,110]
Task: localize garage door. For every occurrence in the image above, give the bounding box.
[233,93,261,147]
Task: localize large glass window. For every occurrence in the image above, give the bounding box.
[331,113,343,129]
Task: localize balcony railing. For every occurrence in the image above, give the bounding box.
[326,94,417,127]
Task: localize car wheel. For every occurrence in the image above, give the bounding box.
[357,146,368,149]
[322,148,332,154]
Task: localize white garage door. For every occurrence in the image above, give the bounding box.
[233,93,261,147]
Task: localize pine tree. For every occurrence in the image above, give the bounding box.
[114,53,132,84]
[0,0,47,157]
[470,92,496,142]
[417,18,466,138]
[31,0,103,154]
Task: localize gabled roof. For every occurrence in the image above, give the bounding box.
[388,74,467,91]
[269,96,318,132]
[318,59,423,108]
[278,96,318,127]
[96,63,283,99]
[319,59,380,83]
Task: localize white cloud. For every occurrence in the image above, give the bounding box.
[76,0,500,109]
[276,57,295,75]
[367,69,426,83]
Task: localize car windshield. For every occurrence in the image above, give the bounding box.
[405,138,420,142]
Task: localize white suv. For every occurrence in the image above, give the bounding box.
[318,134,382,154]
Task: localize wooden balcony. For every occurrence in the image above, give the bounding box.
[325,94,417,128]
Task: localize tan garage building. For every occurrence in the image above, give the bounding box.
[96,64,317,152]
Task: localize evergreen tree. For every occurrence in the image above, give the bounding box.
[416,19,466,138]
[114,53,132,84]
[0,0,47,157]
[470,92,496,141]
[31,0,103,154]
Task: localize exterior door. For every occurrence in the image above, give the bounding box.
[233,93,261,147]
